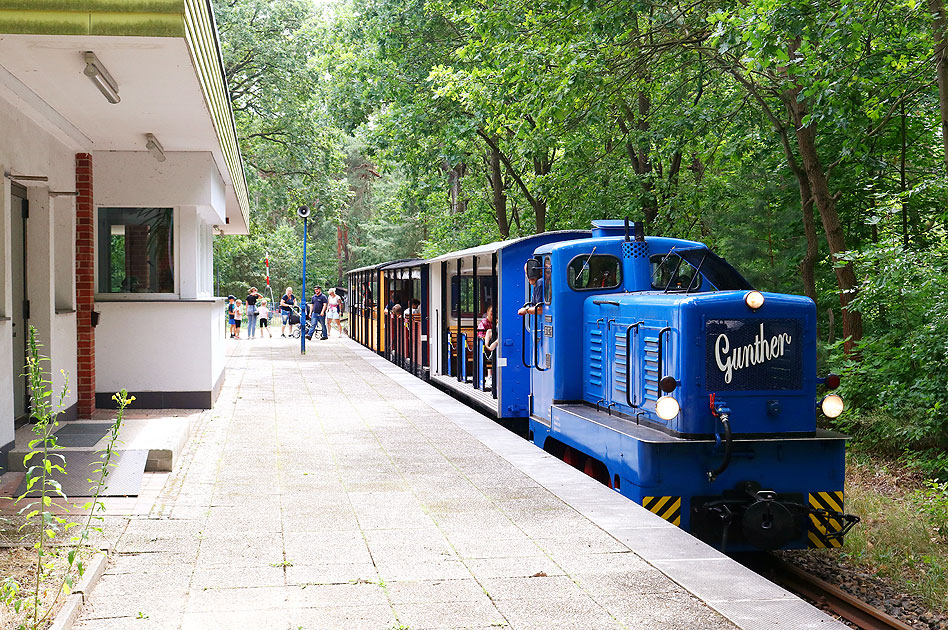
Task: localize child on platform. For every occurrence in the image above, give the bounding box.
[258,300,271,338]
[234,299,243,339]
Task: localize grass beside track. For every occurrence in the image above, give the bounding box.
[834,452,948,612]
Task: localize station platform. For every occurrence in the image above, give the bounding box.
[74,336,846,630]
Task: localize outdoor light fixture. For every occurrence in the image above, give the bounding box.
[744,290,765,310]
[655,396,680,421]
[820,394,844,418]
[145,133,166,162]
[83,52,120,104]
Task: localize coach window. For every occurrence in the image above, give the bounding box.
[567,254,622,290]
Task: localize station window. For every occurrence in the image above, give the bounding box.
[568,254,622,290]
[97,207,174,293]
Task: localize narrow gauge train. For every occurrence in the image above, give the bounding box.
[347,220,858,552]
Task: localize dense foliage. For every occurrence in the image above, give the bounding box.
[214,0,948,471]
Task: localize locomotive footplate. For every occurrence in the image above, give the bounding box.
[691,482,859,551]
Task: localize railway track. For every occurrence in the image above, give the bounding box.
[758,555,917,630]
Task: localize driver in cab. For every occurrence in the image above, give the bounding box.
[518,259,544,316]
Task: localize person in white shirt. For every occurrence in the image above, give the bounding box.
[326,289,344,337]
[257,299,272,338]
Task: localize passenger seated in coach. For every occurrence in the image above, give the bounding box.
[385,292,400,314]
[517,259,544,316]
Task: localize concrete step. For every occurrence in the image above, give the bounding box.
[9,411,199,473]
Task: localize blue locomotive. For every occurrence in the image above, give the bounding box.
[347,220,857,551]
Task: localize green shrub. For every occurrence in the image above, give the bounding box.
[828,237,948,475]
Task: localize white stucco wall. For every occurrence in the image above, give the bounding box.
[93,151,226,225]
[0,89,79,442]
[95,299,223,394]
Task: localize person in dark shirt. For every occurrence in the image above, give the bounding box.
[279,287,296,338]
[245,287,259,339]
[518,260,544,316]
[306,286,329,340]
[227,295,237,338]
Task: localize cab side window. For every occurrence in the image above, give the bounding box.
[544,256,552,304]
[567,254,622,290]
[650,254,702,291]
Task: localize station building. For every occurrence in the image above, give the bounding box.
[0,2,249,466]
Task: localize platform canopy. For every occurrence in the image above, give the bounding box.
[0,0,249,233]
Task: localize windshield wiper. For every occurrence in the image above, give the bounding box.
[685,252,709,293]
[574,246,598,283]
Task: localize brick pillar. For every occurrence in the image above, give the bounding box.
[76,153,95,418]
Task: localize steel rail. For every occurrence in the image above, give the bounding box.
[766,557,916,630]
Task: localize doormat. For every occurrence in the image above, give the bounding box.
[15,449,149,497]
[52,422,114,448]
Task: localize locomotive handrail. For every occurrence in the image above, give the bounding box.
[533,311,549,372]
[592,299,620,306]
[657,326,671,398]
[521,311,534,369]
[625,321,644,409]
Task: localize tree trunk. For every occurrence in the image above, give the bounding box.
[532,153,552,233]
[791,117,862,351]
[486,143,509,238]
[442,161,467,214]
[799,180,819,305]
[637,91,658,227]
[931,0,948,177]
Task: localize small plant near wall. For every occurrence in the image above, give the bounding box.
[0,326,130,630]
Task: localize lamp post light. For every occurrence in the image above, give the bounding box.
[297,204,312,354]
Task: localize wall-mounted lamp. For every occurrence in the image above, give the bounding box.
[145,133,166,162]
[83,52,120,104]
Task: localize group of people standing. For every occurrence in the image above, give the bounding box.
[227,287,272,339]
[304,285,344,340]
[227,285,345,339]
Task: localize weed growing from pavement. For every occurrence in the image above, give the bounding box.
[0,327,129,630]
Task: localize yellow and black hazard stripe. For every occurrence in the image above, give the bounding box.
[808,491,845,548]
[642,496,681,526]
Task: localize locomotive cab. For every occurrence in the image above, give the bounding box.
[525,221,857,552]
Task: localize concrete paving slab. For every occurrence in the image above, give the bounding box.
[72,336,843,629]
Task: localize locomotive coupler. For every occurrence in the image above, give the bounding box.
[704,502,735,550]
[807,506,860,540]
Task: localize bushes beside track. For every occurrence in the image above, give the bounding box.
[826,238,948,479]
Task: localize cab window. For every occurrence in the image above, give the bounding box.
[650,254,702,291]
[568,254,622,290]
[544,256,552,304]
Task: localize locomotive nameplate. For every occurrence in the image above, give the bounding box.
[705,319,802,391]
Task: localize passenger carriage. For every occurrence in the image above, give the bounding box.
[425,232,587,431]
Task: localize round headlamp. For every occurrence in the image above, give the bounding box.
[820,394,844,418]
[656,396,680,421]
[744,290,765,310]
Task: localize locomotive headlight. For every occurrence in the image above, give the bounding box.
[744,290,765,310]
[820,394,844,418]
[656,396,680,421]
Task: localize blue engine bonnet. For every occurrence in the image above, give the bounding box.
[581,290,818,436]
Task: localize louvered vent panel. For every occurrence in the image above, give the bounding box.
[613,330,628,397]
[643,334,660,403]
[589,329,603,387]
